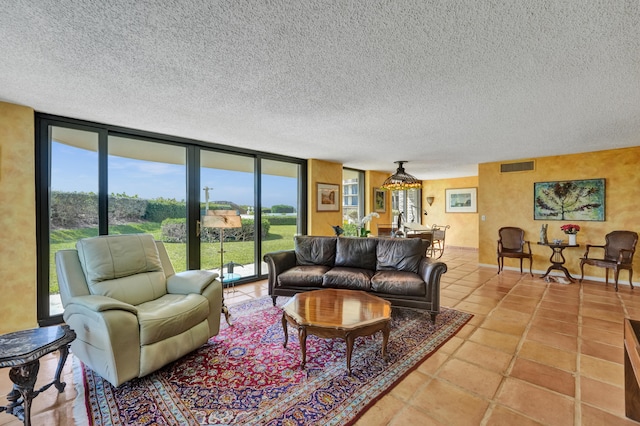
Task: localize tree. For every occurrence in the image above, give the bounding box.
[535,181,602,220]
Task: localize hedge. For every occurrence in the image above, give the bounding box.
[161,217,270,243]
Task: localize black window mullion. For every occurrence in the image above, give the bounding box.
[187,146,200,270]
[98,131,109,235]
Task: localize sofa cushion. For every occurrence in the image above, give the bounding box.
[136,294,210,345]
[335,237,378,270]
[76,234,167,305]
[278,265,331,287]
[376,238,425,273]
[294,236,337,266]
[323,267,373,290]
[371,271,426,296]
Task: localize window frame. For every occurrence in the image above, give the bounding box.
[36,113,307,326]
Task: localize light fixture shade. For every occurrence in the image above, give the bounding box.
[381,161,422,191]
[201,210,242,228]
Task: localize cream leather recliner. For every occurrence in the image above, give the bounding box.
[55,233,223,387]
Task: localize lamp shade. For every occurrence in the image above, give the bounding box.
[201,210,242,228]
[381,161,422,191]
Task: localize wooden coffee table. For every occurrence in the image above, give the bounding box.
[281,289,392,375]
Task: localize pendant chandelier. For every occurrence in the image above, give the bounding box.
[381,161,422,191]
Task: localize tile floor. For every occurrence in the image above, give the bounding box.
[2,248,640,425]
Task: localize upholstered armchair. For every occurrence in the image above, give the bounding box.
[55,233,223,387]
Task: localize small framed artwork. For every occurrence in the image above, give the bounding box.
[445,187,477,213]
[534,178,605,221]
[373,187,386,213]
[316,182,340,212]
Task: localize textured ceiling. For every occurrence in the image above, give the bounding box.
[1,1,639,179]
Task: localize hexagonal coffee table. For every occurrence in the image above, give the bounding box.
[281,289,392,375]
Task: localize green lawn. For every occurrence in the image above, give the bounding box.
[49,223,296,293]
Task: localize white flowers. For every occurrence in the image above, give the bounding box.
[359,212,380,227]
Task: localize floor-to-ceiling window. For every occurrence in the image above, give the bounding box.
[260,159,302,275]
[391,188,422,228]
[199,150,255,279]
[36,114,306,325]
[342,168,365,236]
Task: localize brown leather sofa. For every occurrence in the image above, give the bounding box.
[263,236,447,322]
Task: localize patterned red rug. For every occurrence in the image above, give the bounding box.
[74,296,471,425]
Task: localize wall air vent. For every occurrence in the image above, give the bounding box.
[500,160,535,173]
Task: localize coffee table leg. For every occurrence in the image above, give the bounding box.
[298,326,307,369]
[345,333,355,376]
[282,313,289,348]
[381,322,390,361]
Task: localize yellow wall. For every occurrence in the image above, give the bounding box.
[422,176,479,249]
[365,170,393,235]
[3,97,638,334]
[308,159,343,236]
[478,147,640,282]
[0,102,37,333]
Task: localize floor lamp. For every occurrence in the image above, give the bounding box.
[201,209,242,325]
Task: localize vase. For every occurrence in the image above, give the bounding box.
[568,233,577,245]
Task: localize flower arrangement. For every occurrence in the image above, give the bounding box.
[560,224,580,234]
[358,212,380,237]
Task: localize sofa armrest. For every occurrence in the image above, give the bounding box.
[418,257,447,314]
[167,270,219,294]
[65,295,138,314]
[263,250,297,293]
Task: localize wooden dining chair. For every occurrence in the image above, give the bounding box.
[497,227,533,275]
[579,230,638,291]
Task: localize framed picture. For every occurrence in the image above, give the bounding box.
[534,178,605,221]
[316,182,340,212]
[373,187,386,213]
[445,187,477,213]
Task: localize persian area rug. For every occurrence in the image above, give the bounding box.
[74,296,472,426]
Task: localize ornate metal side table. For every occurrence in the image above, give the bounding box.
[0,325,76,426]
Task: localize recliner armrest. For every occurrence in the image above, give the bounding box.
[167,270,219,294]
[66,295,138,314]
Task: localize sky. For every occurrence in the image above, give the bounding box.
[51,142,299,208]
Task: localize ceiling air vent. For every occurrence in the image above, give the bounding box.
[500,160,535,173]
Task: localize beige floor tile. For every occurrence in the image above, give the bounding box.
[409,378,489,426]
[530,315,579,336]
[437,358,503,399]
[480,316,528,336]
[526,326,578,352]
[496,378,574,426]
[580,402,640,426]
[580,339,624,364]
[580,376,625,416]
[354,393,405,426]
[518,340,577,372]
[580,355,624,386]
[535,307,578,324]
[454,340,514,374]
[416,350,450,376]
[510,357,575,396]
[484,404,546,426]
[469,328,521,353]
[388,405,448,426]
[582,325,623,347]
[390,370,430,402]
